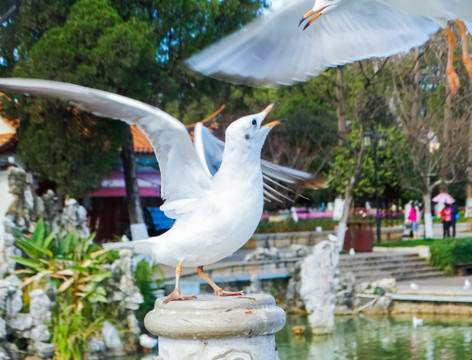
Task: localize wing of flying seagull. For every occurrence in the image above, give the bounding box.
[0,78,211,219]
[185,0,439,87]
[193,122,327,198]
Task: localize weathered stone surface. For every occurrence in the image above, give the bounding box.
[102,321,123,350]
[244,247,280,262]
[145,294,285,360]
[145,294,285,340]
[8,313,33,331]
[88,338,106,354]
[28,324,51,342]
[0,319,6,340]
[29,289,52,325]
[287,244,309,258]
[27,341,54,358]
[300,239,337,335]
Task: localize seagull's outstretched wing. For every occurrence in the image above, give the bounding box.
[0,78,211,218]
[185,0,439,86]
[193,122,327,200]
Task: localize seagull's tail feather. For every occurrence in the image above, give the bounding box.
[103,239,154,255]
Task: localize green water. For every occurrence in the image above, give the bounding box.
[277,314,472,360]
[126,314,472,360]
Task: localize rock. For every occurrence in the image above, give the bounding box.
[285,262,304,313]
[88,338,106,354]
[300,240,337,335]
[29,289,52,325]
[102,321,123,352]
[29,324,50,342]
[8,313,33,331]
[139,334,158,349]
[356,278,396,295]
[288,245,309,258]
[0,319,6,340]
[335,271,356,312]
[27,341,54,358]
[244,247,279,262]
[359,295,392,315]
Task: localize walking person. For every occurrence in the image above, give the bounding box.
[408,205,417,240]
[440,204,452,238]
[451,203,459,237]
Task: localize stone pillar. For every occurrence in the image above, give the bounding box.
[144,294,286,360]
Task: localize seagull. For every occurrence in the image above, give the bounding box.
[299,0,472,94]
[412,316,423,328]
[186,0,472,93]
[410,282,419,290]
[0,78,293,304]
[193,121,327,201]
[464,279,471,290]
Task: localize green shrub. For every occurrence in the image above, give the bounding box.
[429,238,472,275]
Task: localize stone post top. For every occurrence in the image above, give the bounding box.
[144,293,286,340]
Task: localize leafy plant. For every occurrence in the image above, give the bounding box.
[12,219,119,360]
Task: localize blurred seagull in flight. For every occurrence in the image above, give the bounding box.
[0,78,325,303]
[186,0,472,94]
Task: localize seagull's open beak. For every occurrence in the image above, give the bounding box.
[298,7,326,30]
[262,119,281,128]
[263,103,276,115]
[261,103,280,128]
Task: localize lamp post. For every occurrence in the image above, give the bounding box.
[364,130,385,243]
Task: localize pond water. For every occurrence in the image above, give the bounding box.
[122,314,472,360]
[277,314,472,360]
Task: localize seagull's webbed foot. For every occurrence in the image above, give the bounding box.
[456,20,472,82]
[163,289,197,304]
[197,266,246,297]
[163,261,197,304]
[445,27,460,95]
[215,288,246,297]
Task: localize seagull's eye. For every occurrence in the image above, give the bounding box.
[251,119,257,126]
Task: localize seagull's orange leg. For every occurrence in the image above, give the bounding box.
[456,20,472,82]
[163,261,197,304]
[197,266,245,297]
[444,27,460,95]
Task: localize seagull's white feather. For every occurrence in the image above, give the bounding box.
[193,122,327,193]
[0,78,211,219]
[186,0,440,86]
[0,78,278,268]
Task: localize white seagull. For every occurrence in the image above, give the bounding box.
[0,78,297,303]
[186,0,472,93]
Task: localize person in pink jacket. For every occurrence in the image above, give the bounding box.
[408,206,418,240]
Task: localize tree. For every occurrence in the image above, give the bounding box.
[389,35,471,237]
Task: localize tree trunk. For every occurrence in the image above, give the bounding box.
[336,66,346,142]
[422,191,434,239]
[335,183,352,251]
[439,93,452,193]
[121,125,149,240]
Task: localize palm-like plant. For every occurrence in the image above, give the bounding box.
[11,219,119,360]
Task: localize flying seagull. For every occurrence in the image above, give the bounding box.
[0,78,322,303]
[186,0,472,93]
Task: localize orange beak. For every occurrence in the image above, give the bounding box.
[262,119,281,128]
[298,7,326,30]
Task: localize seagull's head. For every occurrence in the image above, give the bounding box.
[299,0,339,30]
[225,103,279,156]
